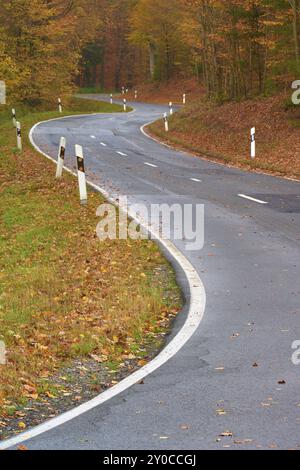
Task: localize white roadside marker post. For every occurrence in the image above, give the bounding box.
[12,108,16,127]
[122,87,125,95]
[183,93,186,105]
[56,137,66,179]
[58,98,62,113]
[164,112,169,132]
[76,145,88,205]
[126,88,129,94]
[134,90,138,100]
[110,94,113,104]
[169,101,173,115]
[123,98,127,112]
[251,127,256,159]
[16,121,22,151]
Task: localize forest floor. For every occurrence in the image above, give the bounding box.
[123,79,300,180]
[0,97,181,441]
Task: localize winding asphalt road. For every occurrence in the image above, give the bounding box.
[9,96,300,449]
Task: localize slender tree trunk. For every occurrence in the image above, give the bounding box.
[149,43,155,80]
[292,0,300,67]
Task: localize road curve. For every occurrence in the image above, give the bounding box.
[6,96,300,449]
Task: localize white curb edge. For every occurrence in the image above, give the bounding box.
[0,115,206,450]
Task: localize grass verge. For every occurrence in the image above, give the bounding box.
[0,97,182,437]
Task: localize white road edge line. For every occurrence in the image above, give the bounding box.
[90,135,96,139]
[190,178,202,183]
[100,142,107,147]
[144,162,157,168]
[238,194,268,205]
[116,151,127,156]
[0,116,206,450]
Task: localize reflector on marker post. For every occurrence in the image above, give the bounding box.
[16,121,22,150]
[123,98,127,112]
[251,127,256,159]
[56,137,66,179]
[164,112,169,132]
[76,145,87,205]
[58,98,62,113]
[183,93,186,105]
[12,108,16,127]
[169,101,173,115]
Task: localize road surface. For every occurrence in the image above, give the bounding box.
[8,96,300,449]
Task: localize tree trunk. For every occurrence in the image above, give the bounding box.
[292,0,300,68]
[149,42,155,80]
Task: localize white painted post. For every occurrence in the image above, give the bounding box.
[123,98,127,112]
[164,113,169,132]
[110,94,113,105]
[122,87,125,95]
[126,88,129,94]
[58,98,62,113]
[169,101,173,115]
[134,90,138,100]
[16,121,22,150]
[251,127,256,159]
[76,145,87,205]
[183,93,186,105]
[56,137,66,179]
[12,108,16,127]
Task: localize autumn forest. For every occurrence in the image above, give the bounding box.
[0,0,299,105]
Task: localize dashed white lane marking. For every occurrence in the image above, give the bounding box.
[116,151,127,156]
[238,194,268,205]
[100,142,107,147]
[144,162,158,168]
[190,178,202,183]
[90,135,96,139]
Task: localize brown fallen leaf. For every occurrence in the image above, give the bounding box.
[138,359,147,367]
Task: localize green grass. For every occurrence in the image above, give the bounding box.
[0,96,130,134]
[0,97,181,420]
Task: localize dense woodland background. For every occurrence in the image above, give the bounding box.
[1,0,300,104]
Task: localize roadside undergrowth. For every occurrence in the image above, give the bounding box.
[145,89,300,180]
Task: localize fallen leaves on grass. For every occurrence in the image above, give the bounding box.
[0,116,182,433]
[149,92,300,180]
